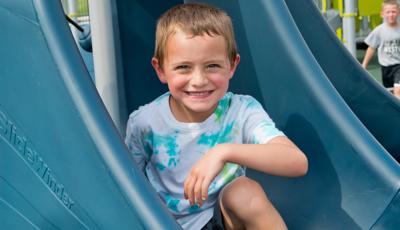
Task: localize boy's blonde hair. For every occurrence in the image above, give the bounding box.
[382,0,400,9]
[154,3,237,68]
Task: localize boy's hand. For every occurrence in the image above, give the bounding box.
[183,145,227,207]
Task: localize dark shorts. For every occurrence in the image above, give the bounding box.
[201,216,224,230]
[381,64,400,88]
[201,203,225,230]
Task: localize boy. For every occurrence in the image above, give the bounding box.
[125,3,308,230]
[362,0,400,98]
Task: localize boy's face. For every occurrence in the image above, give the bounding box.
[382,4,400,26]
[152,29,240,122]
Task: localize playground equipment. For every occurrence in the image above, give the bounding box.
[319,0,383,57]
[286,0,400,162]
[1,0,400,229]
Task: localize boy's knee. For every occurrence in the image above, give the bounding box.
[221,177,268,215]
[220,177,287,229]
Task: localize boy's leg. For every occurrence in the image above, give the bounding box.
[219,176,287,230]
[394,85,400,98]
[381,65,394,88]
[393,68,400,99]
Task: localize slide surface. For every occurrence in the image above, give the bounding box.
[1,0,400,229]
[0,0,179,229]
[285,0,400,161]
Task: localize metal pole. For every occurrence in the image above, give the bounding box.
[322,0,332,13]
[88,0,126,134]
[343,0,356,57]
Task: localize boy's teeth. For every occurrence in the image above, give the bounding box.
[188,91,210,96]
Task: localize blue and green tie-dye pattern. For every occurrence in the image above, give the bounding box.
[197,121,237,146]
[160,191,181,213]
[197,118,242,194]
[214,92,231,123]
[188,204,200,213]
[143,130,180,170]
[126,92,284,229]
[208,163,240,194]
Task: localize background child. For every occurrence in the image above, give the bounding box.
[362,0,400,98]
[125,3,308,230]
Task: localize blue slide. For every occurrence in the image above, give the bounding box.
[1,0,400,229]
[285,0,400,161]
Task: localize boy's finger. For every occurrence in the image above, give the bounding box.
[194,178,204,206]
[185,176,196,206]
[201,177,211,202]
[183,176,193,200]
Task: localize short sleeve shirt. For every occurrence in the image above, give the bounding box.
[125,92,284,230]
[364,23,400,66]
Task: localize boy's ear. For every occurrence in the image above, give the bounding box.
[228,54,241,79]
[151,57,167,83]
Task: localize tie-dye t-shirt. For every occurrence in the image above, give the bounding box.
[125,92,284,230]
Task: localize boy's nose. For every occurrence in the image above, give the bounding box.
[190,70,208,87]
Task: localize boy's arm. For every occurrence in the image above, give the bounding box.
[184,136,307,206]
[362,46,376,69]
[219,136,307,176]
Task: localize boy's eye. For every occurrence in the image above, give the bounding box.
[207,64,221,69]
[175,65,190,71]
[177,65,188,69]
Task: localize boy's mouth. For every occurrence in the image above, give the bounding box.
[185,90,214,97]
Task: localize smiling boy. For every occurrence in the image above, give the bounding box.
[125,3,308,230]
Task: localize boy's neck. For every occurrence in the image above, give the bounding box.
[168,96,217,123]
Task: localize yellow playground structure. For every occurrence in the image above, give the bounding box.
[318,0,383,56]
